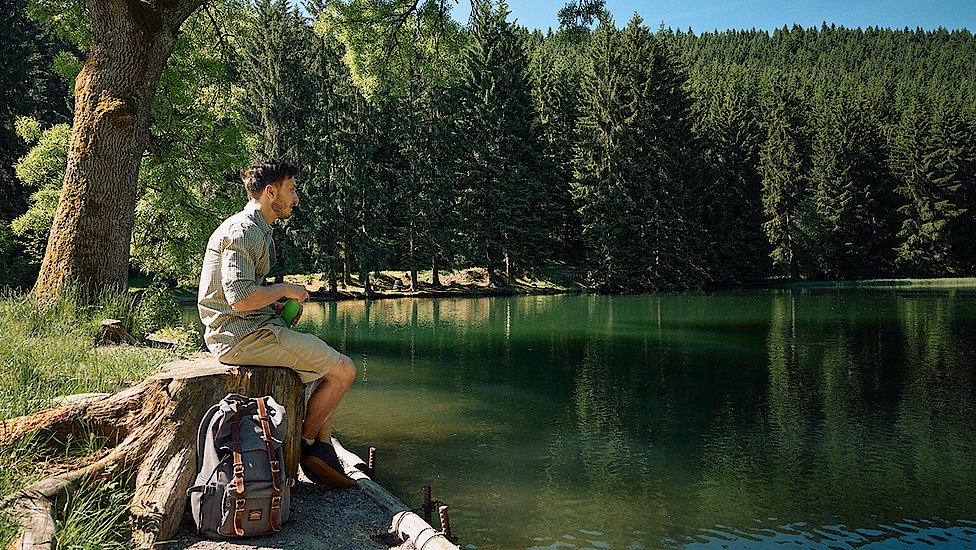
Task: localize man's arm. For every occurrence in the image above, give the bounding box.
[231,282,309,312]
[219,228,309,312]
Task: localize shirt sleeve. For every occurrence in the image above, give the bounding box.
[221,227,258,305]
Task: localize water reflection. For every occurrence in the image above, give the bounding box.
[186,289,976,549]
[697,290,976,549]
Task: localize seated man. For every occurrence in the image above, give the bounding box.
[197,158,356,488]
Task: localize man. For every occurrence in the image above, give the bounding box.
[198,158,356,488]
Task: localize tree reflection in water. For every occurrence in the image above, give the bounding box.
[264,290,976,549]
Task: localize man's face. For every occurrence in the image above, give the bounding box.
[271,176,299,219]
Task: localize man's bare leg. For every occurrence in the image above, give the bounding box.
[302,355,356,441]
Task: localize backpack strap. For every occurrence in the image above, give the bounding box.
[256,397,282,533]
[229,408,247,537]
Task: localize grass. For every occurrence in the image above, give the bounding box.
[55,465,134,550]
[0,287,180,547]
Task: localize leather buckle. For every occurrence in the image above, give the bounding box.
[233,464,245,475]
[271,495,281,508]
[270,460,280,473]
[235,498,246,511]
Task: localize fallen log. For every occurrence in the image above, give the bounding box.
[0,355,305,549]
[333,440,460,550]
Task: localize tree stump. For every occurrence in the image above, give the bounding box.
[0,356,306,549]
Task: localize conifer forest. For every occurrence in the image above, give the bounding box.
[4,0,975,292]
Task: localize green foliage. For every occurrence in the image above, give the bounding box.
[135,283,182,335]
[557,0,606,40]
[130,0,252,283]
[318,0,466,98]
[12,120,71,263]
[0,222,38,289]
[573,15,709,290]
[55,468,134,550]
[457,0,550,283]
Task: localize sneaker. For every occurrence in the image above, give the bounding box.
[301,440,357,488]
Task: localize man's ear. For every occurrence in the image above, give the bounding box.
[264,184,276,198]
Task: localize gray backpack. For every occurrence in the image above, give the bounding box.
[188,394,293,539]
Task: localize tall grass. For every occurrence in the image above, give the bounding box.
[0,287,181,546]
[55,466,134,550]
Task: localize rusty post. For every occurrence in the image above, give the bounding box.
[439,505,452,540]
[423,484,432,523]
[367,446,376,477]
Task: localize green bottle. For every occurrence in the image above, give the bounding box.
[281,298,301,326]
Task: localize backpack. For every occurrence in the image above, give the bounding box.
[188,393,293,539]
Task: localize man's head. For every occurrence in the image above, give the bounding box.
[241,158,299,220]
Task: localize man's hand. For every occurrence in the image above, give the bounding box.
[290,303,303,326]
[282,283,310,303]
[271,299,304,326]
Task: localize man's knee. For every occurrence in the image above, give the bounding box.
[329,354,356,386]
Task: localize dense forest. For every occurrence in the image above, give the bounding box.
[3,0,975,292]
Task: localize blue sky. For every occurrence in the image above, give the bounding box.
[450,0,976,33]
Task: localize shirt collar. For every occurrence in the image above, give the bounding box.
[244,202,274,237]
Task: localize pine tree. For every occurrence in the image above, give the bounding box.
[528,31,586,263]
[760,74,812,280]
[240,0,306,161]
[457,0,549,285]
[697,66,770,284]
[891,100,968,276]
[808,83,897,278]
[573,15,708,290]
[284,26,356,291]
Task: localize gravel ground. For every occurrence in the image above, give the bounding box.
[163,470,414,550]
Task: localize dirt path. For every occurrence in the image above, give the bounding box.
[163,470,414,550]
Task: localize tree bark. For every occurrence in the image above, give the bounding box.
[343,238,353,287]
[328,269,338,294]
[33,0,205,299]
[431,256,441,288]
[0,357,305,549]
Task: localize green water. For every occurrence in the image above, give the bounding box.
[263,289,976,548]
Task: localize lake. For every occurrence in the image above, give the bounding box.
[198,288,976,549]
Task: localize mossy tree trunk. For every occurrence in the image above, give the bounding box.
[33,0,204,299]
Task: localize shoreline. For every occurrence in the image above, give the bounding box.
[173,275,976,306]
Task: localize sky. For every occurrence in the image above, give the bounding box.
[450,0,976,34]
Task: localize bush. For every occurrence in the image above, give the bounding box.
[134,282,182,335]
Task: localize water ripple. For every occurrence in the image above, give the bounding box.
[683,518,976,549]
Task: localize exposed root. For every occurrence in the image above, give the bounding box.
[1,358,305,549]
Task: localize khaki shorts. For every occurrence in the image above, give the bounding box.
[219,325,341,384]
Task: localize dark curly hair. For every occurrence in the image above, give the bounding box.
[240,158,299,199]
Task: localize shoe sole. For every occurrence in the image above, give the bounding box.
[301,462,326,485]
[304,457,357,488]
